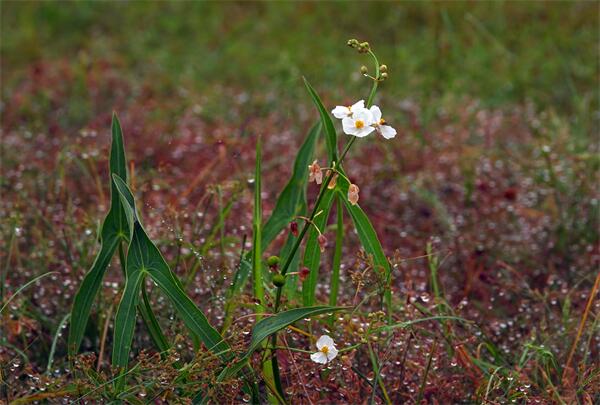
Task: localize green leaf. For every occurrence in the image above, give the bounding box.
[261,122,320,248]
[68,113,128,357]
[303,77,338,163]
[113,176,231,367]
[252,136,265,314]
[112,260,145,369]
[337,178,391,313]
[302,188,336,306]
[218,305,347,381]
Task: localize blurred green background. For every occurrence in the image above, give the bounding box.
[2,1,598,126]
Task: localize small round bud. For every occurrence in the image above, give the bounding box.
[380,72,388,80]
[379,64,388,73]
[360,65,368,74]
[267,255,280,267]
[273,274,286,287]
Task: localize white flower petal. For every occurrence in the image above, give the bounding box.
[316,335,335,350]
[379,125,397,139]
[353,109,374,125]
[369,105,382,122]
[332,106,349,119]
[311,351,328,364]
[342,117,357,135]
[350,100,365,113]
[326,345,339,361]
[355,125,376,138]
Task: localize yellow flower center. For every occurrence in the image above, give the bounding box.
[320,346,329,355]
[379,118,386,125]
[355,120,364,129]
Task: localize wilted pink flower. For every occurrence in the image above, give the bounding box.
[290,221,299,237]
[318,234,327,252]
[299,266,310,282]
[308,160,323,185]
[348,184,360,205]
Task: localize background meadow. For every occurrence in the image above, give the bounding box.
[1,2,599,403]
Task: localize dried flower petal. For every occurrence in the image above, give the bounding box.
[290,221,299,237]
[308,160,323,185]
[318,234,327,252]
[348,183,360,205]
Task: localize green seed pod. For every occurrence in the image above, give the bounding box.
[267,255,280,267]
[379,64,388,73]
[273,274,286,287]
[360,65,368,74]
[380,72,388,80]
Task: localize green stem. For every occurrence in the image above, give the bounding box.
[366,49,381,108]
[274,136,356,311]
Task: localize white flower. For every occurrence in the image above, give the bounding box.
[331,100,365,119]
[369,105,396,139]
[342,108,375,137]
[310,335,338,364]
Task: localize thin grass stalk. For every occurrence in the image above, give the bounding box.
[562,270,600,383]
[416,338,437,404]
[329,198,344,317]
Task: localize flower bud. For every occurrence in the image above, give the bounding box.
[267,255,280,268]
[318,234,327,252]
[379,64,388,73]
[326,170,338,189]
[360,65,368,75]
[290,221,299,237]
[380,72,388,80]
[273,274,286,287]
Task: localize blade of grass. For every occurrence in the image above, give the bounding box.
[45,313,70,376]
[250,137,279,400]
[252,136,265,316]
[0,271,58,314]
[329,197,344,309]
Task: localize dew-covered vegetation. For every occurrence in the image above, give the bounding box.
[1,2,599,404]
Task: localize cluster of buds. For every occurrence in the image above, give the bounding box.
[360,64,388,81]
[268,256,286,287]
[379,64,388,81]
[347,38,370,54]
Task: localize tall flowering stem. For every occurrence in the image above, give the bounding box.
[267,41,384,401]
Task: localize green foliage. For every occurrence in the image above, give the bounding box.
[68,113,128,357]
[218,306,347,381]
[303,78,338,163]
[261,123,320,248]
[113,175,230,364]
[302,188,336,306]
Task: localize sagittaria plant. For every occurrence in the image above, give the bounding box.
[68,38,395,403]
